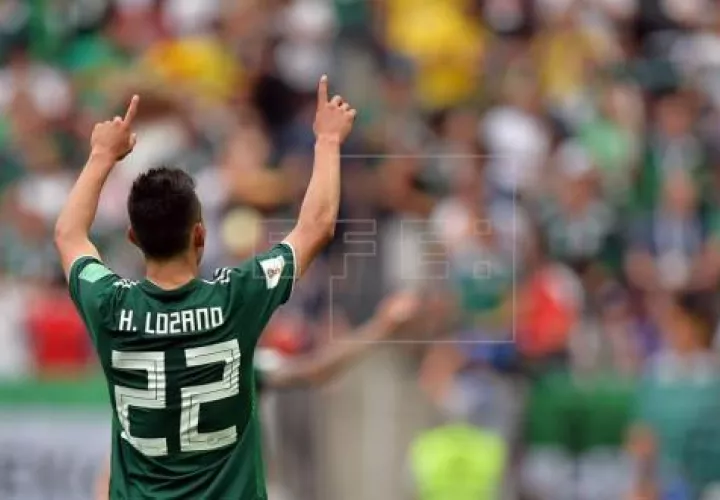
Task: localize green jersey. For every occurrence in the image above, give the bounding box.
[68,243,297,500]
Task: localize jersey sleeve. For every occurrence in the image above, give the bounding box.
[231,242,296,306]
[223,243,297,345]
[67,256,121,341]
[253,242,297,306]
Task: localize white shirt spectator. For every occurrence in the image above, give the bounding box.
[0,281,31,378]
[16,172,74,226]
[0,64,71,121]
[482,106,551,195]
[162,0,221,36]
[274,0,336,92]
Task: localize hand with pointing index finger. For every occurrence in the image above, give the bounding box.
[313,75,356,143]
[90,95,140,162]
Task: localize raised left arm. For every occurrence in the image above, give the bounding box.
[54,95,139,279]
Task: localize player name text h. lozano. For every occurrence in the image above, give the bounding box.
[118,308,225,334]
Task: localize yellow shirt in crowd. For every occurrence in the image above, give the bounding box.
[143,37,243,103]
[533,28,602,106]
[387,0,485,110]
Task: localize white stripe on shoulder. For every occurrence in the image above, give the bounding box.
[113,279,138,289]
[211,267,231,285]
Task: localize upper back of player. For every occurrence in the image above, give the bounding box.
[67,243,296,499]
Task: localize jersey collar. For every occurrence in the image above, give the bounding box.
[139,277,201,298]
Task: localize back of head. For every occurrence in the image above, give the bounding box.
[128,167,201,261]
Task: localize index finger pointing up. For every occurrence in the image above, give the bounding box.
[317,75,328,108]
[123,95,140,125]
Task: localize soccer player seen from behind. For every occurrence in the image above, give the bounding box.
[54,75,356,500]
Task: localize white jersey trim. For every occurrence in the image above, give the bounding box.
[211,267,231,285]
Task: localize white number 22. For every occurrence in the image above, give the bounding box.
[112,339,241,457]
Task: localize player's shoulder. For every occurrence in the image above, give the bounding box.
[208,267,233,285]
[204,262,259,290]
[210,243,296,285]
[112,277,141,289]
[67,256,138,326]
[68,257,146,312]
[70,255,132,291]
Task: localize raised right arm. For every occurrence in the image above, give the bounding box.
[55,96,139,280]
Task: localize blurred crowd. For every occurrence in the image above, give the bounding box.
[5,0,720,499]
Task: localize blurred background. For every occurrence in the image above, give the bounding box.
[4,0,720,499]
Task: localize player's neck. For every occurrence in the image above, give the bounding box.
[144,255,199,290]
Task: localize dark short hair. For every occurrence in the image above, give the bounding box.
[127,167,201,260]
